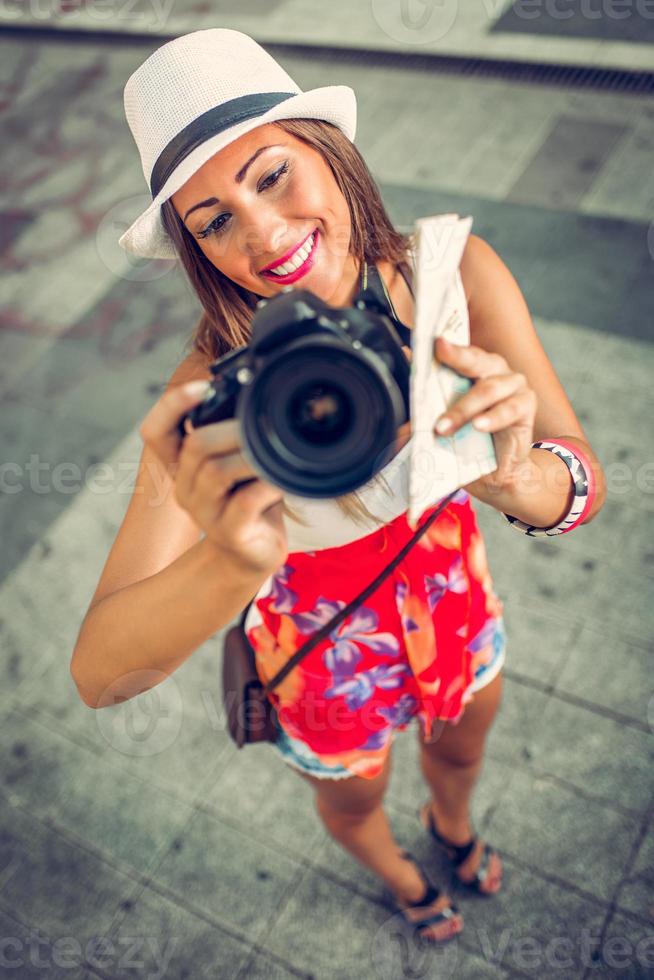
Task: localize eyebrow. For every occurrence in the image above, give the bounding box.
[182,145,280,223]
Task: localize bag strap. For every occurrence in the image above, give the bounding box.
[248,488,459,694]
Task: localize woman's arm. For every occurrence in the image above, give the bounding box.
[442,234,606,528]
[71,537,269,709]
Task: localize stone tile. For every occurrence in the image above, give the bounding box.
[588,909,654,978]
[262,865,461,980]
[507,117,629,210]
[599,429,654,514]
[0,397,118,583]
[109,881,252,980]
[4,277,198,432]
[569,372,654,484]
[493,539,652,648]
[485,768,640,904]
[555,625,654,727]
[246,952,313,979]
[19,629,237,804]
[492,0,654,43]
[387,724,519,830]
[0,796,139,947]
[496,599,574,687]
[0,326,54,400]
[0,707,199,877]
[526,499,654,582]
[148,806,308,940]
[527,696,654,815]
[568,329,654,398]
[581,115,654,222]
[381,182,654,342]
[615,825,654,922]
[205,741,328,862]
[456,858,607,979]
[484,676,552,768]
[594,37,654,71]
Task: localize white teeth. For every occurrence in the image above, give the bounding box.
[268,233,315,276]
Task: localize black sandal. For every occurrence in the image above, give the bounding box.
[419,802,502,896]
[382,849,463,943]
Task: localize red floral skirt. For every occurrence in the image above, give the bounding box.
[245,490,505,779]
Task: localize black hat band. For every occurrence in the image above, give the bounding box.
[149,91,297,198]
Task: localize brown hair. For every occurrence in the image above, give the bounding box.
[160,117,414,528]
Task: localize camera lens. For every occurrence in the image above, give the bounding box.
[239,340,403,498]
[289,381,352,445]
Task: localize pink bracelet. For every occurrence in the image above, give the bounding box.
[502,438,596,536]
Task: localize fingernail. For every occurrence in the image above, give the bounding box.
[184,380,210,398]
[473,416,490,430]
[435,416,452,434]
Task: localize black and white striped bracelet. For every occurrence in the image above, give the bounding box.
[502,439,594,537]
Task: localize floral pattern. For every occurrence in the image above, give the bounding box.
[246,491,505,779]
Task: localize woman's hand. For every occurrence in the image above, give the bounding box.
[139,381,288,575]
[432,336,538,491]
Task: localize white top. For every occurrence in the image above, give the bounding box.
[243,259,470,631]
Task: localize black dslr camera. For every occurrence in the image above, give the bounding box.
[178,285,411,499]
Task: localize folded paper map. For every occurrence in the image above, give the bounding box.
[407,213,497,528]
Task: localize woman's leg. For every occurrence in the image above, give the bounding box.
[293,754,461,939]
[417,671,503,888]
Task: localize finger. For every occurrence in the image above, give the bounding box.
[219,478,284,526]
[175,433,255,509]
[174,418,243,490]
[469,389,535,433]
[191,450,260,506]
[435,372,526,436]
[434,337,507,380]
[189,477,280,544]
[139,380,212,472]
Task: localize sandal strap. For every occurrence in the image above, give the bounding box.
[413,906,460,931]
[471,843,494,886]
[405,881,442,908]
[396,849,448,909]
[424,806,477,866]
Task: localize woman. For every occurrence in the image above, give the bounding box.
[71,28,605,944]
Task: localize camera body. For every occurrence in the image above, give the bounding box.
[178,285,411,499]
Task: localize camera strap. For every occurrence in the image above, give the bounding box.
[237,253,434,694]
[363,260,414,351]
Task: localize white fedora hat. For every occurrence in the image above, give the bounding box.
[118,28,357,260]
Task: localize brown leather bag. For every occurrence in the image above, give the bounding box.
[222,604,279,748]
[222,489,458,748]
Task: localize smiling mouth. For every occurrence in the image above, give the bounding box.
[261,229,318,281]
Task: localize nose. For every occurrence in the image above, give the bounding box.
[238,205,290,261]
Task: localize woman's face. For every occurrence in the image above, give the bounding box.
[171,123,359,306]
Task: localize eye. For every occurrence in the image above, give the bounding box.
[197,161,290,240]
[258,160,289,191]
